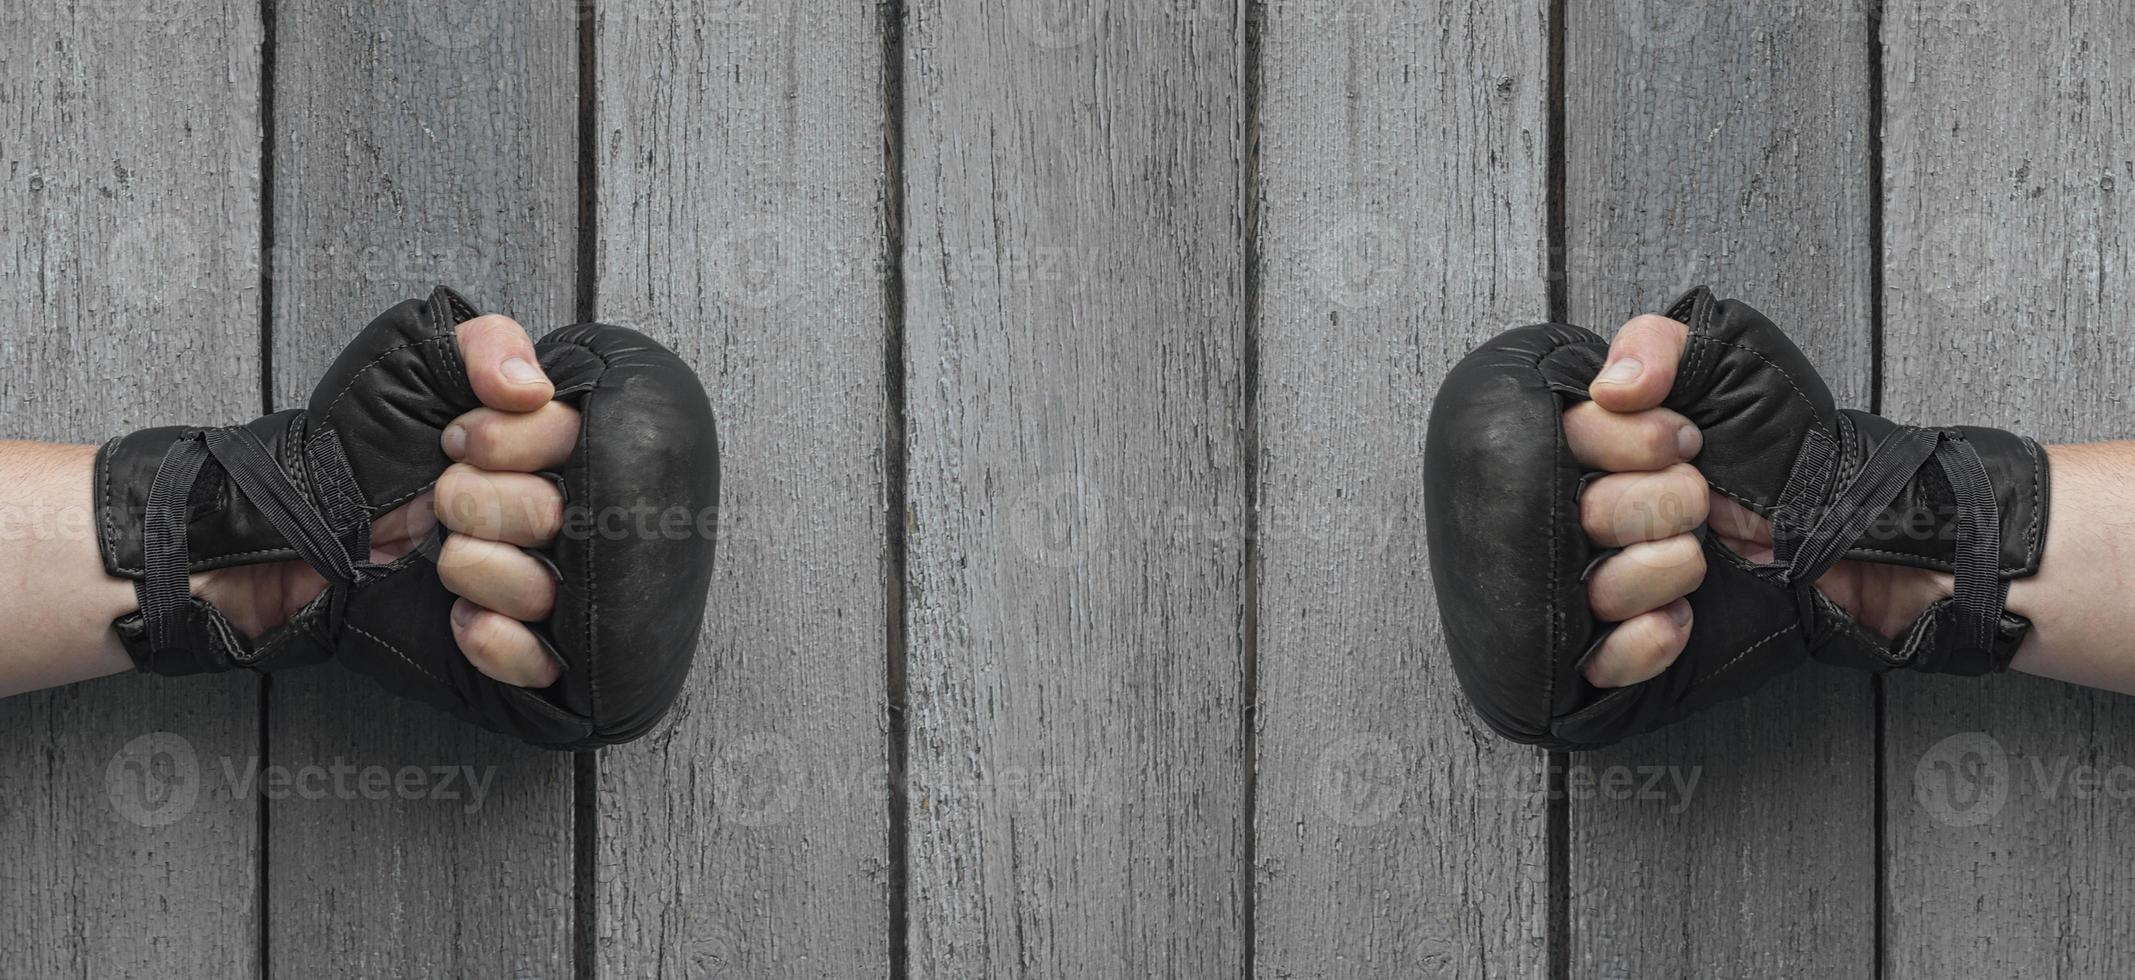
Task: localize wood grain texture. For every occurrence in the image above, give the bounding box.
[0,3,264,976]
[266,2,578,975]
[591,1,894,976]
[899,1,1248,975]
[1250,2,1551,978]
[1881,1,2135,975]
[1562,2,1877,976]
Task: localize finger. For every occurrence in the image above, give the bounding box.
[1579,462,1708,547]
[441,402,581,472]
[1563,402,1702,472]
[456,314,553,412]
[369,490,438,560]
[1590,314,1690,413]
[1584,599,1693,688]
[452,599,562,689]
[436,533,558,622]
[1707,492,1776,564]
[434,463,566,547]
[1586,533,1707,621]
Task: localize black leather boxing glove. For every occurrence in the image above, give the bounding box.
[1425,287,2047,749]
[95,286,719,749]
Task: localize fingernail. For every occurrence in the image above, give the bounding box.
[1676,424,1703,459]
[452,601,475,628]
[442,424,467,459]
[1599,357,1643,385]
[1668,601,1693,626]
[502,357,544,385]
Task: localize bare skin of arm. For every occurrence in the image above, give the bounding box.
[1572,313,2135,695]
[0,314,572,698]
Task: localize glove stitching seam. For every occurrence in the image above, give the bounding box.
[1511,328,1604,731]
[2021,436,2043,567]
[1693,621,1798,692]
[1684,333,1708,390]
[534,333,617,724]
[1839,545,2023,577]
[98,439,120,573]
[348,621,447,688]
[1693,336,1818,418]
[372,481,439,518]
[1547,381,1560,721]
[435,299,473,399]
[578,364,602,725]
[109,545,305,578]
[319,334,454,420]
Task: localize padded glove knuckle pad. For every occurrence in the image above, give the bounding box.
[94,286,720,750]
[1426,287,2048,749]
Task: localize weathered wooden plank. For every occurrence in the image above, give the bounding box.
[1562,3,1877,975]
[0,3,263,975]
[1250,2,1550,977]
[899,1,1248,975]
[591,2,893,976]
[266,3,578,975]
[1882,2,2135,975]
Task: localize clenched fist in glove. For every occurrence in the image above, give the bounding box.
[1426,287,2046,749]
[92,287,718,749]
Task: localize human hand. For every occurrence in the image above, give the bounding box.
[196,312,579,689]
[1566,313,1951,688]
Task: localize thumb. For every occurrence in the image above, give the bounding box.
[1589,313,1689,413]
[457,313,553,413]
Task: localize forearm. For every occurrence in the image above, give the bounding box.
[2005,442,2135,692]
[0,442,138,695]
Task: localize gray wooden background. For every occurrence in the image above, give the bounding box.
[3,0,2129,976]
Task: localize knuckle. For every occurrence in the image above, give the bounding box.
[526,575,558,620]
[1660,464,1710,526]
[1679,540,1708,588]
[434,462,471,501]
[1561,404,1599,453]
[459,415,500,460]
[455,613,500,667]
[1624,313,1678,335]
[1578,484,1613,537]
[1625,314,1688,348]
[464,314,525,342]
[1643,418,1679,461]
[1594,623,1666,687]
[531,489,565,541]
[1650,531,1701,568]
[434,464,485,517]
[541,404,585,450]
[436,534,494,581]
[436,534,470,575]
[1628,619,1682,675]
[1586,574,1620,620]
